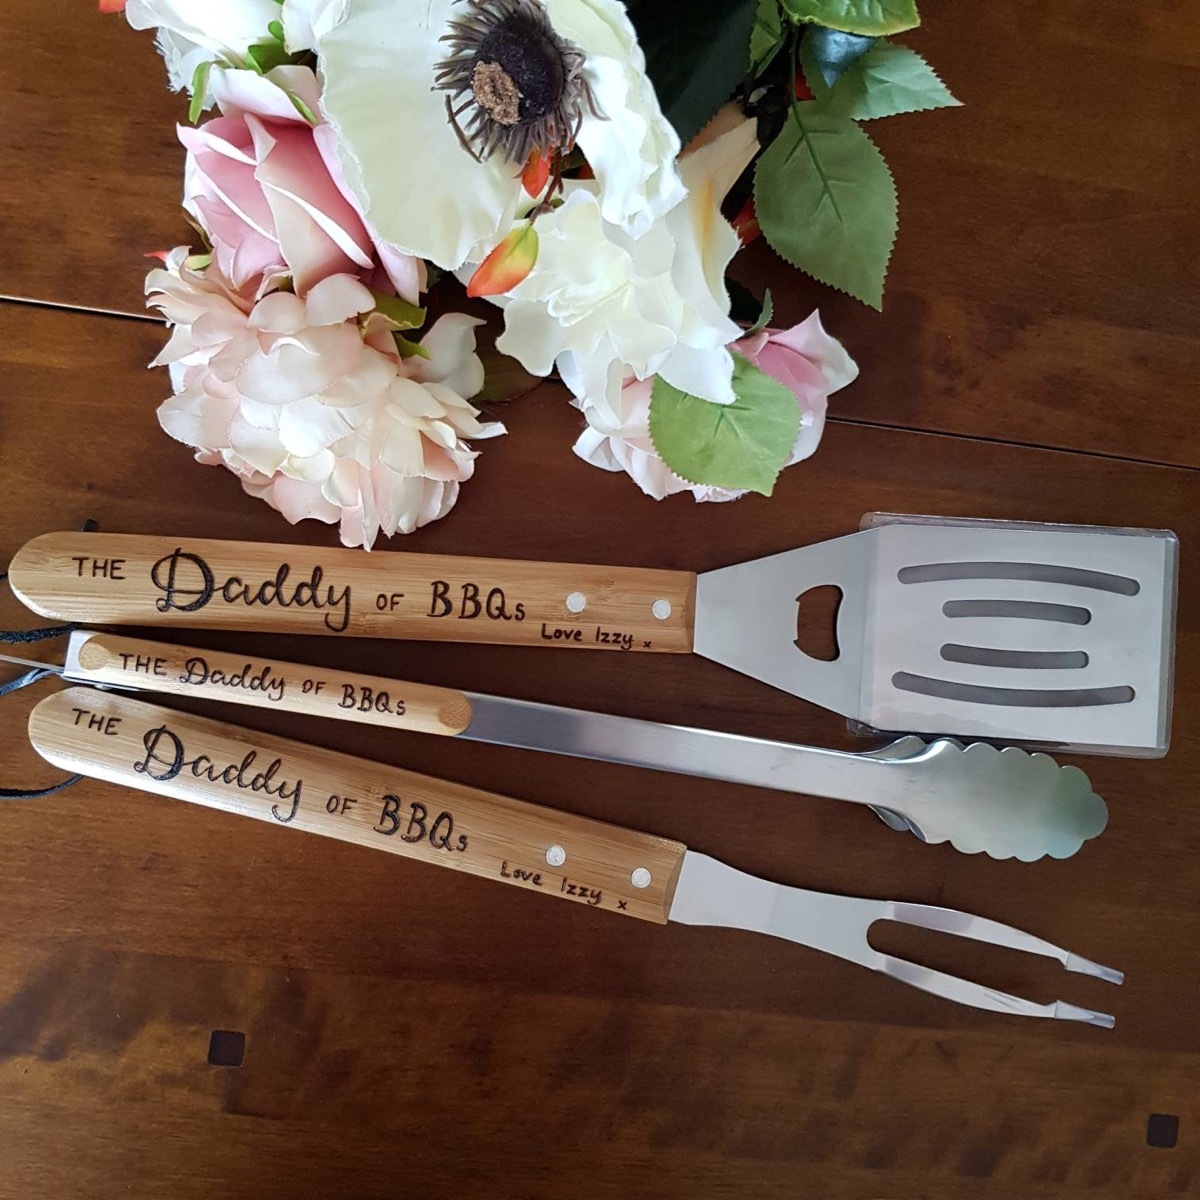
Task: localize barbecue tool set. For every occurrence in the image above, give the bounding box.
[1,515,1179,1027]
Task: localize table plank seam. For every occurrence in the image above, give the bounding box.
[3,296,1198,472]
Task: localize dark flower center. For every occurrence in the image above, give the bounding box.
[472,11,566,125]
[472,61,522,125]
[434,0,597,165]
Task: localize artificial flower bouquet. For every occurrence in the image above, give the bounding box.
[111,0,957,548]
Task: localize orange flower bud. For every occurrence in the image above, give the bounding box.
[522,149,551,198]
[467,223,539,298]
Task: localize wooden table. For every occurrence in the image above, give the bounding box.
[1,3,1197,1196]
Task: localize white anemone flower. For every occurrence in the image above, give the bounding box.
[280,0,349,53]
[315,0,687,271]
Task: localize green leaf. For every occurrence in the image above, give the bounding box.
[287,90,318,124]
[473,345,541,405]
[187,60,214,123]
[368,289,426,331]
[798,32,830,98]
[754,101,897,308]
[801,26,875,87]
[625,0,759,144]
[649,352,800,496]
[267,18,285,42]
[245,39,291,74]
[750,0,785,75]
[728,280,773,329]
[746,288,774,335]
[780,0,919,36]
[393,334,431,360]
[822,40,960,118]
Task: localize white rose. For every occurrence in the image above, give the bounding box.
[495,115,759,406]
[541,0,685,236]
[124,0,281,90]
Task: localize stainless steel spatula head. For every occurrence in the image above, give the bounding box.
[694,514,1178,756]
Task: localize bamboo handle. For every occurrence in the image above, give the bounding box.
[67,633,473,736]
[10,532,696,654]
[28,688,687,924]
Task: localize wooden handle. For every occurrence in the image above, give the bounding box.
[28,687,687,924]
[67,633,474,736]
[10,532,696,653]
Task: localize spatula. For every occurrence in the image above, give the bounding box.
[0,630,1107,860]
[25,687,1124,1026]
[9,514,1176,754]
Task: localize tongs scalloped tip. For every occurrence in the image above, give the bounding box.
[898,740,1108,862]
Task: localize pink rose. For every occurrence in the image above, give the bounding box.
[572,311,858,501]
[731,311,858,467]
[180,66,423,302]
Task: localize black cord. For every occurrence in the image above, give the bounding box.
[0,666,57,698]
[0,667,82,800]
[0,776,83,800]
[0,622,78,644]
[0,520,91,642]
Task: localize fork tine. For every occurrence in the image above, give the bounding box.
[669,855,1121,1023]
[878,955,1117,1027]
[888,900,1125,985]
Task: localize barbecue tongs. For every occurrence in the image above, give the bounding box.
[1,629,1107,861]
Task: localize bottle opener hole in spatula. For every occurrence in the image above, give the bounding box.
[26,687,1124,1026]
[9,514,1177,755]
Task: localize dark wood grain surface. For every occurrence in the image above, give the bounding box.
[0,2,1198,1197]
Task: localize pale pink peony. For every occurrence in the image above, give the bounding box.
[180,66,423,302]
[571,311,858,501]
[146,250,502,548]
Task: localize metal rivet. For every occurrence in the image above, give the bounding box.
[545,845,566,867]
[630,867,652,889]
[652,599,671,620]
[566,592,587,613]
